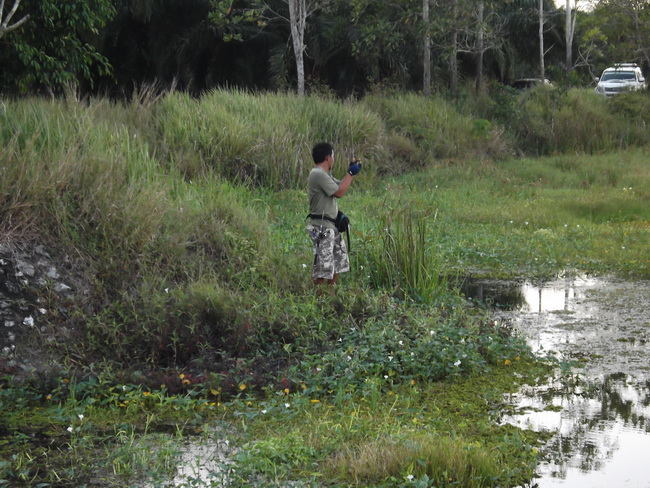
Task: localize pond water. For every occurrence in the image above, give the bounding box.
[470,275,650,488]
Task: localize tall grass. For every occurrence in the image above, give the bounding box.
[363,92,511,162]
[492,87,650,155]
[153,89,387,189]
[365,204,449,305]
[0,96,300,365]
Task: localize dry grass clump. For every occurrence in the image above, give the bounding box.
[326,433,500,486]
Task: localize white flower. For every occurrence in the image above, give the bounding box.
[407,474,414,481]
[384,375,389,379]
[78,414,84,420]
[38,308,47,315]
[284,403,290,408]
[454,360,462,367]
[67,426,73,432]
[388,356,393,361]
[164,288,169,293]
[23,316,34,327]
[398,340,404,346]
[430,330,435,335]
[302,263,307,268]
[346,355,352,361]
[262,409,267,414]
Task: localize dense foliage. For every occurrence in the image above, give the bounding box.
[1,0,650,96]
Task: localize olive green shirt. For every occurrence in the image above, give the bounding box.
[308,167,340,230]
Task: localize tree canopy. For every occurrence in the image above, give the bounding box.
[0,0,648,97]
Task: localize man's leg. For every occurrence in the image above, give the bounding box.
[326,273,339,296]
[310,226,336,294]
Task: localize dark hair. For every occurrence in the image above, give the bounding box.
[312,142,333,164]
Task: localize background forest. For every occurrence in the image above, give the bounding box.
[1,0,650,98]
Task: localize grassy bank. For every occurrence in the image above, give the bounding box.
[0,89,648,486]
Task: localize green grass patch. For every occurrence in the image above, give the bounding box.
[1,91,649,487]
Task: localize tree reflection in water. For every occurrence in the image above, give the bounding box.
[468,276,650,487]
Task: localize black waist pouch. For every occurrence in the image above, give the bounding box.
[335,211,350,233]
[308,211,350,233]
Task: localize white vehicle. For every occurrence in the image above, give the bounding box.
[595,63,646,96]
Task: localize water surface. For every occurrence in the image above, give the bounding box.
[483,276,650,487]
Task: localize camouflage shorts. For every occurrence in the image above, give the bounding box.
[307,224,350,280]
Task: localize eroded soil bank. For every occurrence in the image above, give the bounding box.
[475,276,650,487]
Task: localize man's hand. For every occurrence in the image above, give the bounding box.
[348,158,362,176]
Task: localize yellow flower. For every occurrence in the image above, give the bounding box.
[283,388,290,395]
[310,399,320,403]
[210,388,219,396]
[239,384,247,391]
[411,379,416,385]
[179,373,185,379]
[504,359,511,366]
[143,391,151,396]
[46,395,52,400]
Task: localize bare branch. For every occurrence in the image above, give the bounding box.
[0,0,29,39]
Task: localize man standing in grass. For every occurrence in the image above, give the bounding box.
[307,142,362,296]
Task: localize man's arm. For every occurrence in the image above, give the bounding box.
[333,172,353,198]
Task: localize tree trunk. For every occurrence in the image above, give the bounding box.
[450,0,458,97]
[539,0,545,81]
[423,0,431,95]
[475,0,484,93]
[565,0,573,72]
[288,0,307,97]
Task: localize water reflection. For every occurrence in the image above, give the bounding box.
[467,277,650,487]
[521,284,575,313]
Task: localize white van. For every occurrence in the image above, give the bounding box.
[595,63,646,96]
